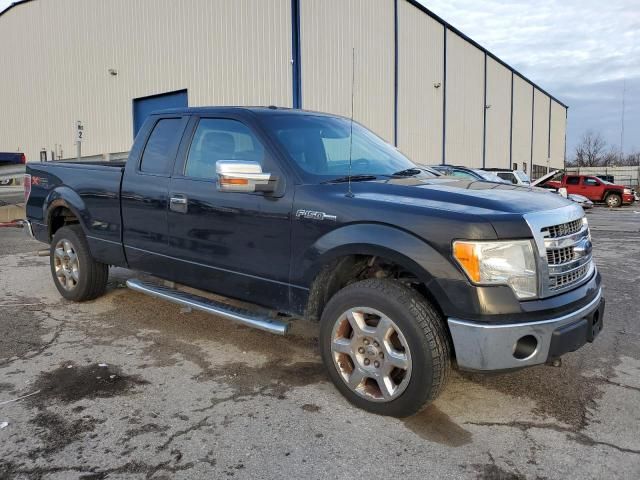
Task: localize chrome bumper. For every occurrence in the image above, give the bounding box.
[448,287,603,371]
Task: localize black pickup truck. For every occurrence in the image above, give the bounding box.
[24,107,604,417]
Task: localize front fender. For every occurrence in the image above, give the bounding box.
[300,223,462,296]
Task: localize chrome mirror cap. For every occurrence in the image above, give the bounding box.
[215,160,275,193]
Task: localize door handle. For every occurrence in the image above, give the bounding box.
[170,195,188,213]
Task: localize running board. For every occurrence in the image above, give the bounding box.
[126,279,290,335]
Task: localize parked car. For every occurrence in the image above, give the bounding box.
[531,170,593,209]
[0,152,26,185]
[544,174,634,207]
[482,168,531,186]
[23,107,604,417]
[430,165,508,183]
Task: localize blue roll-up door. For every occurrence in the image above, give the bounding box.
[132,89,188,138]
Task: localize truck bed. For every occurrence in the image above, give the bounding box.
[26,161,126,266]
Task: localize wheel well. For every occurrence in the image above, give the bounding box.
[305,254,443,322]
[48,206,80,239]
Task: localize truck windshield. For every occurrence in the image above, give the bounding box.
[263,114,425,180]
[515,170,530,184]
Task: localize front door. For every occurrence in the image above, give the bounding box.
[166,116,293,311]
[581,177,603,201]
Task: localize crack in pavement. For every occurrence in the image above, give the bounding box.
[466,420,640,455]
[156,416,213,452]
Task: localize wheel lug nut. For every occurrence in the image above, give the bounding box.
[373,341,379,348]
[358,347,365,354]
[374,361,380,368]
[363,339,370,345]
[364,358,370,366]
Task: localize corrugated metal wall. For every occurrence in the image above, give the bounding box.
[396,0,444,165]
[532,88,551,169]
[0,0,292,163]
[0,0,567,170]
[444,31,485,168]
[511,75,534,170]
[484,58,512,168]
[549,100,567,169]
[299,0,395,142]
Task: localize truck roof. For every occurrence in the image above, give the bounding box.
[151,106,337,117]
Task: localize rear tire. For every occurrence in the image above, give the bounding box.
[319,279,451,417]
[605,193,622,208]
[50,225,109,301]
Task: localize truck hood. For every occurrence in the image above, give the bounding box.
[352,176,573,215]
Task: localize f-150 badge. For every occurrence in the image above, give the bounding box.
[295,209,337,222]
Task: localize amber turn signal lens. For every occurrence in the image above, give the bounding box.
[453,241,480,282]
[220,176,249,185]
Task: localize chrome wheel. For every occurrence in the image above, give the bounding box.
[53,239,80,290]
[330,307,412,402]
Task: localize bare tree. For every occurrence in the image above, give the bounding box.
[574,131,607,167]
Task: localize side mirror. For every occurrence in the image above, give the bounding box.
[215,160,275,193]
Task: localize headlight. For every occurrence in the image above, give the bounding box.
[624,188,632,195]
[453,240,537,299]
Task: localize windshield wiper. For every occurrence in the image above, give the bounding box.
[322,174,379,184]
[391,168,423,177]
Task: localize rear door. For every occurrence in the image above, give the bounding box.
[166,115,294,310]
[121,115,189,275]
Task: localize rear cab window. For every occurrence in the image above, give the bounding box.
[140,118,185,175]
[566,176,580,185]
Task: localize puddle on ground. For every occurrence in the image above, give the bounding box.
[403,404,472,447]
[29,363,148,404]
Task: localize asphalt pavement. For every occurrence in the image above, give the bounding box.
[0,206,639,479]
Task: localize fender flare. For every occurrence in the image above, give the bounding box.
[44,187,90,239]
[301,223,460,298]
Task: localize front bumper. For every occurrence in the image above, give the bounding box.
[622,193,635,204]
[448,287,604,371]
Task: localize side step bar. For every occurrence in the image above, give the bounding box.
[126,279,290,336]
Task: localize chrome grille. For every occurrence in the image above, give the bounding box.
[546,246,575,265]
[549,263,590,290]
[542,219,583,239]
[542,217,592,292]
[524,205,595,298]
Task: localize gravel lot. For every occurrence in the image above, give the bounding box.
[0,206,639,479]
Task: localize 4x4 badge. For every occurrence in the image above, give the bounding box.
[295,209,337,222]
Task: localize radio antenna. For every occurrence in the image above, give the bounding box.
[346,47,355,198]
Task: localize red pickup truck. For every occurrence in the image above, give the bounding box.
[546,174,635,208]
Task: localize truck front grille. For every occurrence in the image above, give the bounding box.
[542,217,592,293]
[549,263,590,290]
[542,219,583,238]
[546,246,575,265]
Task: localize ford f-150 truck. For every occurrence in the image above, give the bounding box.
[545,174,634,207]
[23,107,604,417]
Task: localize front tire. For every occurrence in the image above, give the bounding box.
[319,279,451,417]
[605,193,622,208]
[50,225,109,301]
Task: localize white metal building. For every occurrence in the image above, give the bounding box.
[0,0,567,176]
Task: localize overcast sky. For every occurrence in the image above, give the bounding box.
[419,0,639,157]
[2,0,637,156]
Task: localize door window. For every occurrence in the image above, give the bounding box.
[140,118,184,174]
[583,177,600,186]
[185,119,265,179]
